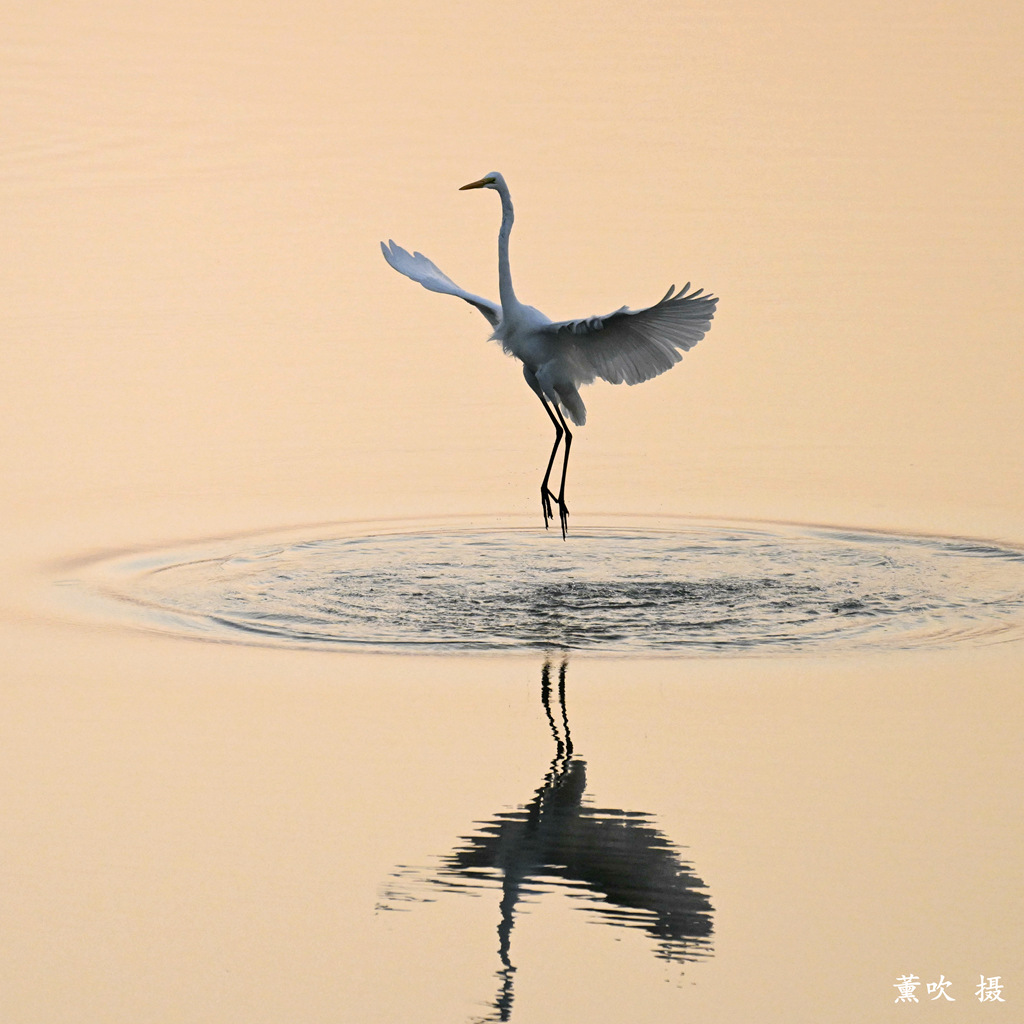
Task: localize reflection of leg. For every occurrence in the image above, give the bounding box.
[558,658,572,757]
[540,660,565,759]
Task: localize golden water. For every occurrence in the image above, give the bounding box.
[2,1,1022,1021]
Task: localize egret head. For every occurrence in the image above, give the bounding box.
[459,172,505,192]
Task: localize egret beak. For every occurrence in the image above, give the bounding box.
[459,176,495,190]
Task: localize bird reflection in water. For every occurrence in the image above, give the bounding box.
[380,659,713,1021]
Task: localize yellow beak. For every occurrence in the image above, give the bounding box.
[459,176,495,190]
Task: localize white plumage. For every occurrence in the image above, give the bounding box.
[382,172,717,538]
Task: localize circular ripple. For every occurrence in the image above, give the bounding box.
[69,519,1024,656]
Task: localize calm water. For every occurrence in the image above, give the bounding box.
[2,1,1022,1022]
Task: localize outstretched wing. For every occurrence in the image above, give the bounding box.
[381,240,501,328]
[547,283,717,386]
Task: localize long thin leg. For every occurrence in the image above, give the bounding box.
[551,402,573,540]
[536,393,563,529]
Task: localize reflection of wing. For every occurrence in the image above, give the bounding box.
[562,809,713,955]
[381,240,501,328]
[548,284,717,386]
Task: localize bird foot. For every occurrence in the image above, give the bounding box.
[541,488,558,527]
[541,488,569,539]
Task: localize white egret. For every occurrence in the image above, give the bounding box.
[381,172,717,538]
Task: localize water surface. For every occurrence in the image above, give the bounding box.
[68,518,1024,655]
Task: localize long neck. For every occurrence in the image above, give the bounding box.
[496,182,518,310]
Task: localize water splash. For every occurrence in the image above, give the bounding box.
[66,518,1024,656]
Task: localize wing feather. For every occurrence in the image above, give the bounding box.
[381,240,501,328]
[547,283,717,386]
